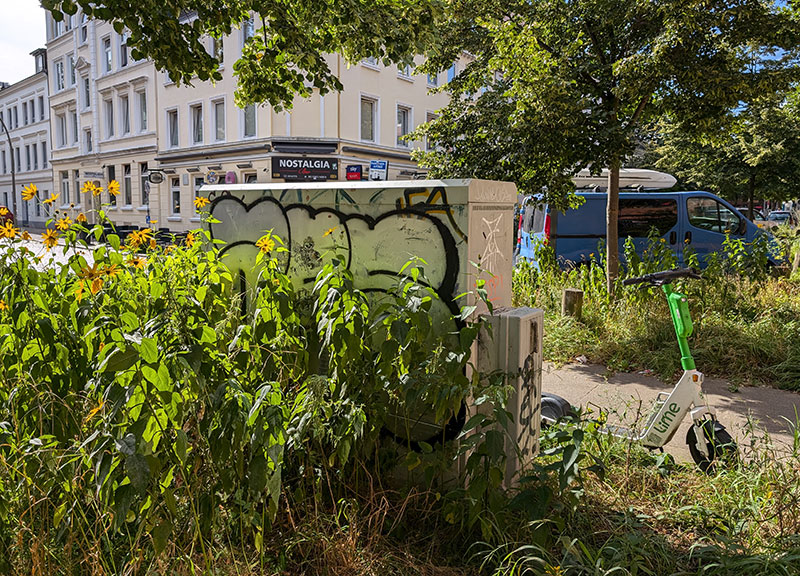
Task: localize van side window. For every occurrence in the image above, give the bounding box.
[618,199,678,237]
[522,205,545,233]
[687,197,741,234]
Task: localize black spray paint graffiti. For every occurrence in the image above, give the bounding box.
[205,188,468,325]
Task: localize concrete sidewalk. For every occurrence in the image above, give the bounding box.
[542,362,800,463]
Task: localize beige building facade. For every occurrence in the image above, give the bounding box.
[46,10,460,232]
[0,49,52,227]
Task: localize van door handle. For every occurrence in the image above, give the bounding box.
[669,231,677,244]
[684,231,692,244]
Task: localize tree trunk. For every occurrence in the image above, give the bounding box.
[748,171,756,220]
[606,159,621,296]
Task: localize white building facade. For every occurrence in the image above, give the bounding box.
[0,49,53,227]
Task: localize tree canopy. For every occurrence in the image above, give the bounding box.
[651,94,800,216]
[414,0,800,289]
[42,0,440,109]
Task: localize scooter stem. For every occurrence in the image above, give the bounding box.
[663,284,696,371]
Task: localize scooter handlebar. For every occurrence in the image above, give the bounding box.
[622,267,702,286]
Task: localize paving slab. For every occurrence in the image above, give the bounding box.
[542,362,800,463]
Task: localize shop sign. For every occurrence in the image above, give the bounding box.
[346,165,362,181]
[225,171,237,184]
[84,170,105,179]
[369,160,388,181]
[272,156,338,181]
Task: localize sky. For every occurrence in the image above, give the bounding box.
[0,0,47,85]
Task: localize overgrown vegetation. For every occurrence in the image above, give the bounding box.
[2,215,800,575]
[513,232,800,390]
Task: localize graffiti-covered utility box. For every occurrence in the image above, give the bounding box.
[200,179,518,322]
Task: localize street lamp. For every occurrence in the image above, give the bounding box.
[0,114,18,224]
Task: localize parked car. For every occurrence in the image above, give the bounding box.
[516,190,782,267]
[767,210,795,226]
[0,206,14,225]
[734,206,766,221]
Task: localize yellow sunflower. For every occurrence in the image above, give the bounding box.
[76,213,88,223]
[256,235,275,254]
[185,231,196,248]
[55,216,72,231]
[194,196,210,209]
[21,184,37,201]
[0,207,8,216]
[81,181,96,195]
[127,256,146,269]
[42,229,59,249]
[0,222,19,239]
[107,180,120,196]
[42,193,60,206]
[21,230,31,241]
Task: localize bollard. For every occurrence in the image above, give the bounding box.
[561,288,583,320]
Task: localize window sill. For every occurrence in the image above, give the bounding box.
[398,75,414,83]
[361,62,380,71]
[137,206,149,212]
[121,206,133,211]
[190,217,201,223]
[167,216,182,222]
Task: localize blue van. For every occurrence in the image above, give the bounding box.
[515,191,777,267]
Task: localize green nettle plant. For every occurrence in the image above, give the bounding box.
[0,205,535,571]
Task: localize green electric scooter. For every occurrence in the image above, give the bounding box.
[542,268,737,471]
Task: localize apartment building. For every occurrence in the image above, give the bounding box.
[0,49,52,226]
[46,10,158,227]
[46,10,458,232]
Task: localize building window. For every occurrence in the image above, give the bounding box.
[398,63,413,79]
[193,176,205,215]
[55,61,64,91]
[362,56,379,68]
[25,146,30,171]
[103,37,112,72]
[447,63,457,83]
[38,96,45,120]
[191,104,203,144]
[12,107,17,128]
[35,189,43,217]
[137,91,147,132]
[14,147,20,172]
[29,101,35,123]
[242,17,254,45]
[214,100,225,141]
[120,95,130,135]
[41,142,47,168]
[56,113,67,147]
[104,100,114,138]
[68,55,76,86]
[32,143,38,169]
[123,164,132,206]
[360,96,377,142]
[211,37,223,64]
[119,33,129,68]
[22,103,28,125]
[84,129,92,152]
[80,13,88,43]
[427,72,438,87]
[1,151,5,174]
[140,162,149,206]
[167,109,178,147]
[396,105,411,147]
[60,171,70,205]
[71,110,79,144]
[107,165,116,206]
[73,170,80,206]
[243,104,256,138]
[82,77,91,109]
[171,177,181,215]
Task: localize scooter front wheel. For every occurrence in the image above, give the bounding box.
[686,420,737,473]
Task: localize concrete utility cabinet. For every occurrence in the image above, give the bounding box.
[477,307,544,484]
[201,179,518,323]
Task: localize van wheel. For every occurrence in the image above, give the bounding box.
[541,393,577,428]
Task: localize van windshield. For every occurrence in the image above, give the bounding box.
[523,204,545,233]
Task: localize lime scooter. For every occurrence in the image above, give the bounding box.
[542,268,737,471]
